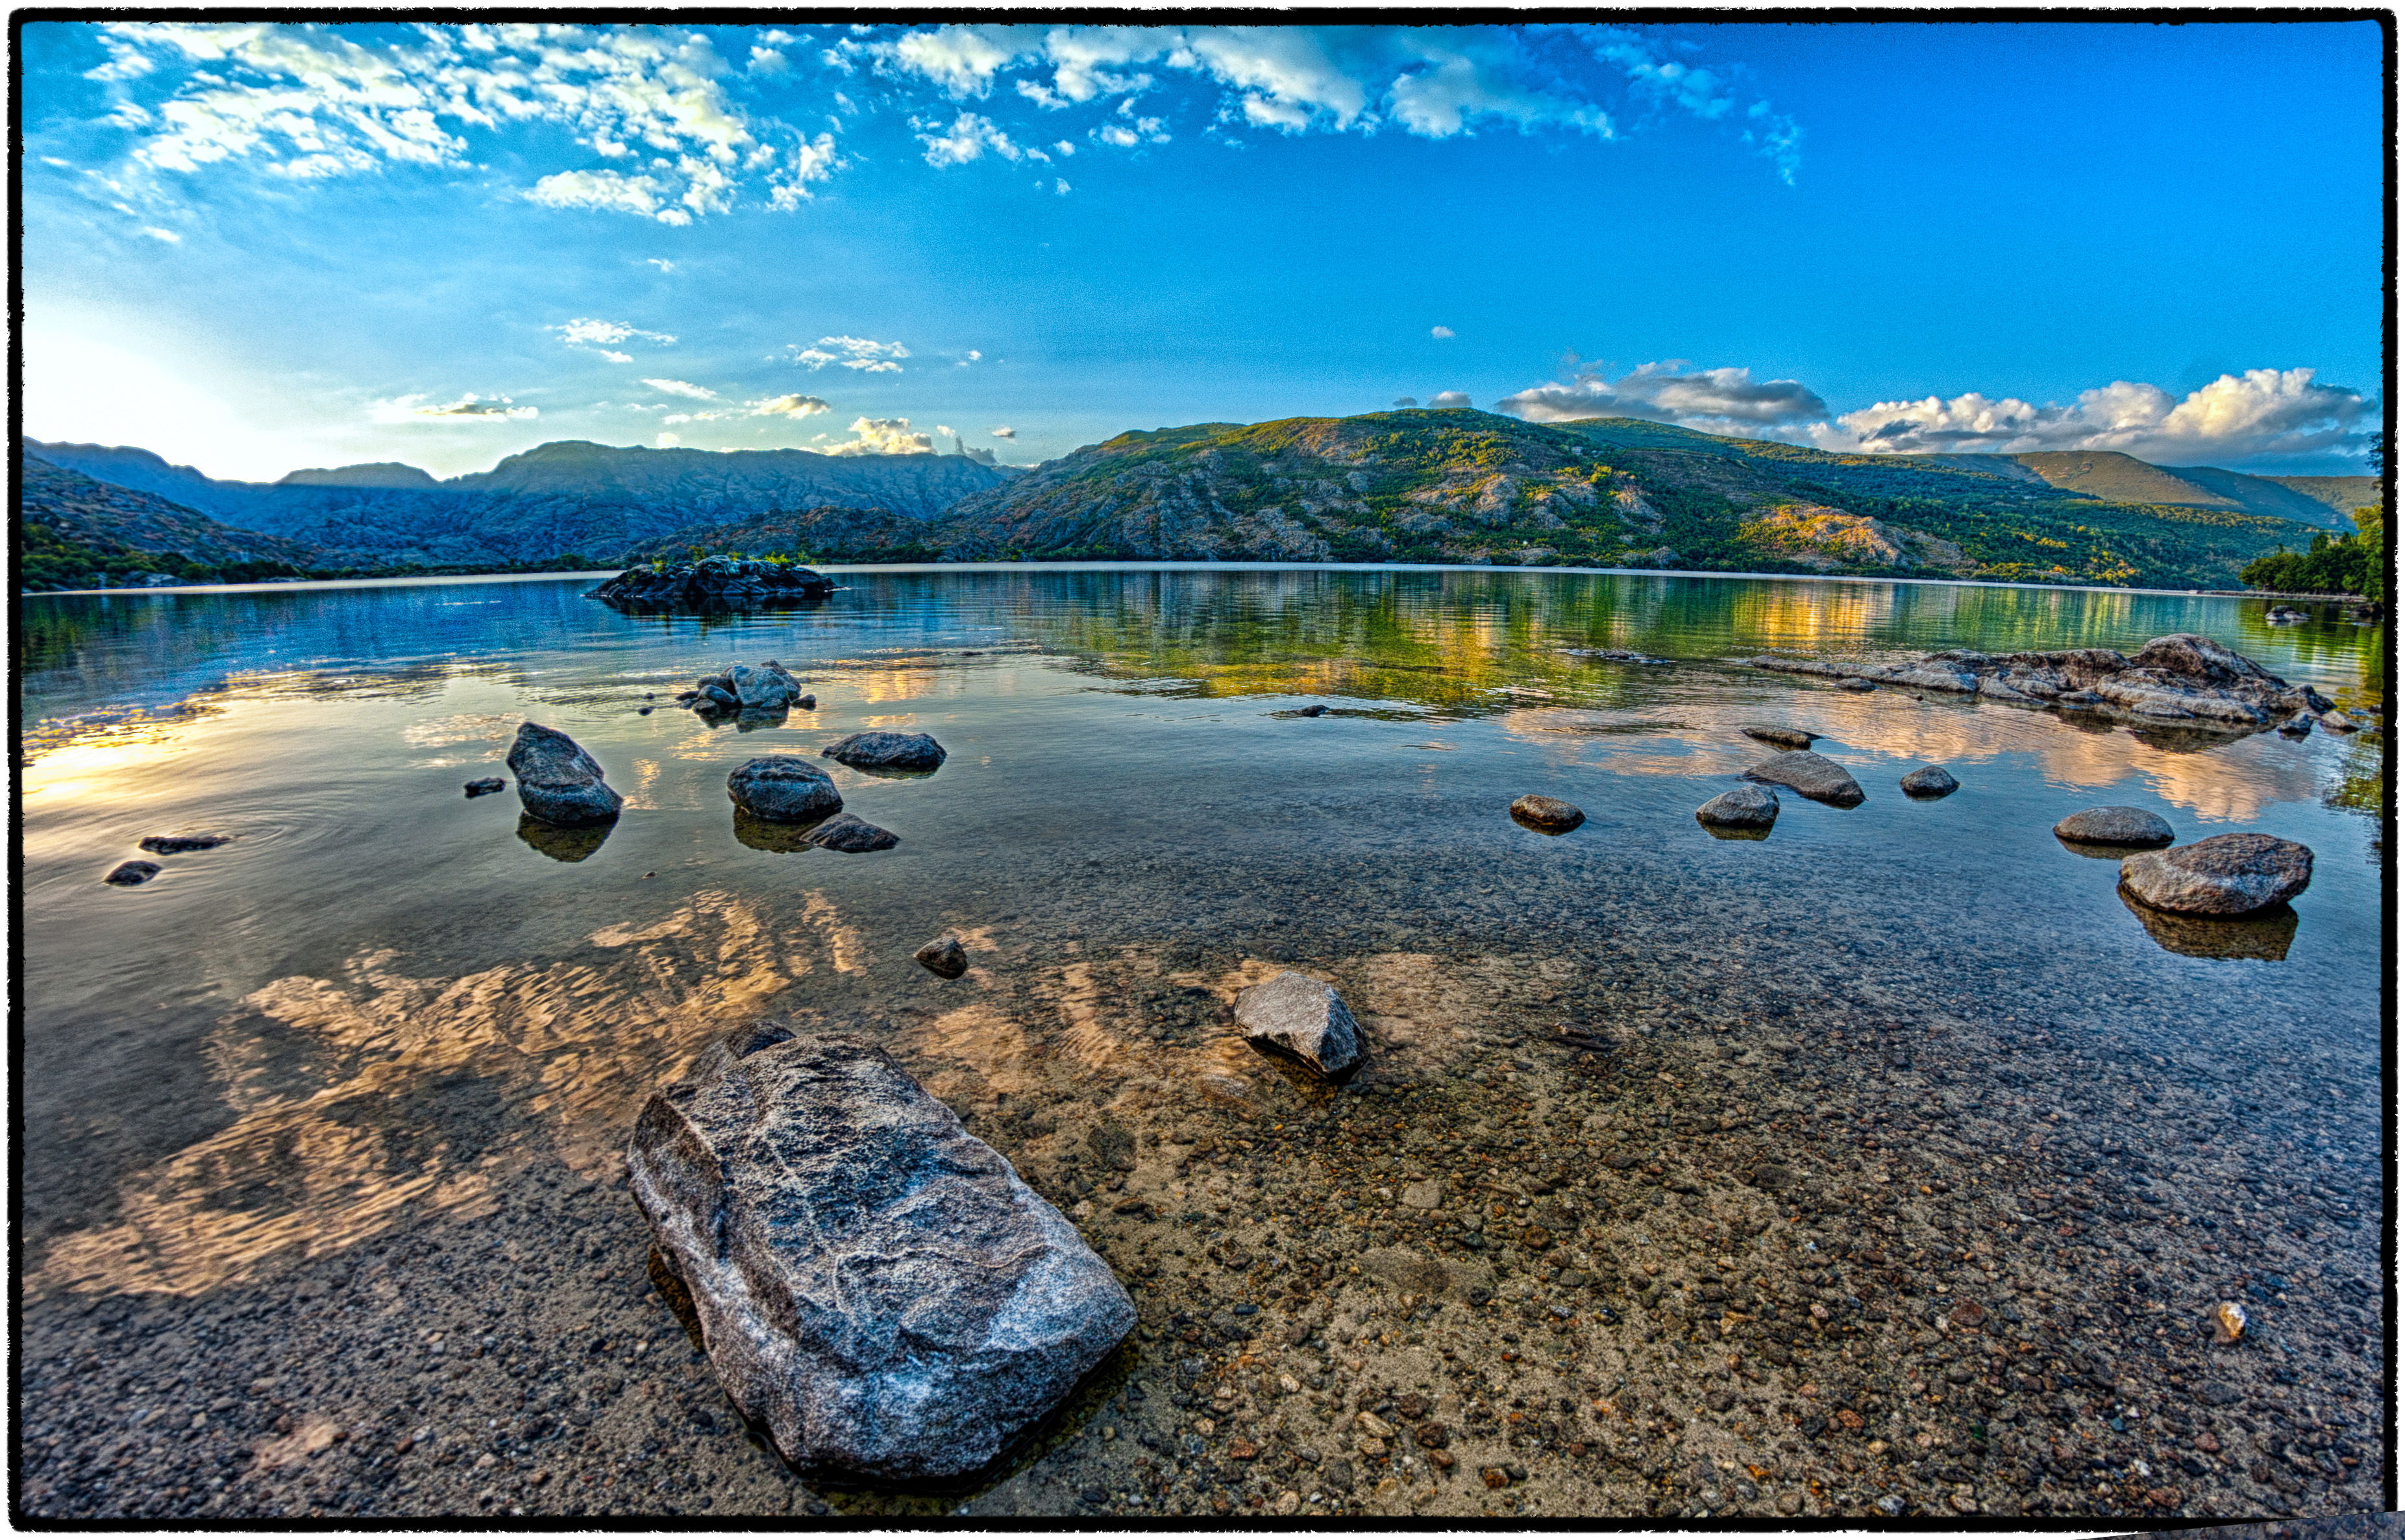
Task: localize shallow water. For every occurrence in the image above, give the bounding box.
[16,565,2387,1521]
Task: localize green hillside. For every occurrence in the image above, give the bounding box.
[939,410,2321,589]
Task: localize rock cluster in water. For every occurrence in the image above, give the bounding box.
[678,661,808,716]
[508,722,623,826]
[626,1023,1135,1482]
[1750,632,2334,729]
[589,557,836,610]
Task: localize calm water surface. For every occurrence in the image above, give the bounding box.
[19,565,2384,1293]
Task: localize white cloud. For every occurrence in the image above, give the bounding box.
[641,378,717,400]
[87,22,841,221]
[1430,326,1454,339]
[957,349,983,366]
[1581,25,1800,184]
[1497,360,1829,431]
[555,317,676,356]
[750,393,831,417]
[371,392,537,424]
[140,226,182,243]
[789,336,909,373]
[1429,391,1472,408]
[823,415,937,456]
[645,258,676,272]
[656,432,680,447]
[769,132,841,208]
[600,350,633,363]
[991,425,1017,437]
[919,112,1022,167]
[1820,369,2378,464]
[1054,177,1072,195]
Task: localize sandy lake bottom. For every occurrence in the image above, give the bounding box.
[14,565,2387,1521]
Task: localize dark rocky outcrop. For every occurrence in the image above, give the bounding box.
[1751,633,2332,731]
[915,935,969,979]
[726,757,843,824]
[138,833,232,853]
[1235,972,1363,1077]
[802,812,899,852]
[823,731,947,774]
[2054,807,2174,846]
[104,860,161,886]
[1741,750,1865,808]
[1509,794,1585,833]
[1696,785,1779,831]
[1899,765,1959,798]
[463,777,506,798]
[626,1025,1135,1481]
[589,556,837,611]
[506,722,623,827]
[2120,833,2313,916]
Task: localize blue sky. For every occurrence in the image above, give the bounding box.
[19,19,2386,481]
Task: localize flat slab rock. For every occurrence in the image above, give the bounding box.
[1741,750,1864,807]
[2054,806,2174,846]
[1235,971,1363,1077]
[2120,833,2313,916]
[626,1025,1134,1482]
[823,731,946,774]
[1742,726,1817,750]
[508,722,623,827]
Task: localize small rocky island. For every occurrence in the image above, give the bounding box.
[589,556,838,611]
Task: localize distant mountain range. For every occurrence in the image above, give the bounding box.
[21,437,1018,568]
[19,415,2375,591]
[21,453,325,589]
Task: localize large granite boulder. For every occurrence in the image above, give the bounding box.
[1741,750,1864,807]
[2120,833,2313,916]
[507,722,623,826]
[1696,784,1779,830]
[2054,806,2174,846]
[626,1025,1135,1482]
[728,757,843,824]
[1235,971,1363,1077]
[824,731,947,774]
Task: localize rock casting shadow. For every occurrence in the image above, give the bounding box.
[732,809,835,853]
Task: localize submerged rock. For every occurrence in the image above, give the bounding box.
[915,935,969,979]
[727,756,843,824]
[627,1025,1135,1481]
[1696,785,1779,830]
[507,722,623,827]
[1742,750,1864,807]
[823,730,947,774]
[1509,794,1585,833]
[2054,806,2174,846]
[803,812,899,852]
[1742,726,1817,750]
[139,833,232,853]
[2121,833,2313,916]
[1235,971,1363,1077]
[103,860,162,886]
[1899,765,1960,798]
[2212,1301,2250,1344]
[463,777,506,798]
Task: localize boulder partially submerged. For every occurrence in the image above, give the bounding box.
[915,935,969,979]
[802,812,899,852]
[1696,784,1779,830]
[1742,726,1817,750]
[682,660,806,716]
[1509,794,1585,833]
[627,1025,1135,1482]
[727,756,843,824]
[139,833,233,853]
[2120,833,2313,916]
[103,860,161,886]
[590,557,836,611]
[1899,765,1960,798]
[507,722,623,827]
[2054,807,2174,847]
[1749,633,2332,731]
[824,730,947,774]
[1235,971,1363,1077]
[1742,750,1865,807]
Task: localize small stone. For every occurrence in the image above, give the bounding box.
[138,833,232,853]
[463,778,506,798]
[1235,971,1363,1077]
[727,757,843,824]
[1401,1179,1444,1210]
[1742,750,1864,807]
[2211,1301,2247,1344]
[103,860,161,886]
[1296,704,1329,717]
[1742,726,1817,750]
[2277,711,2315,737]
[802,813,898,853]
[1899,765,1959,798]
[2319,711,2358,733]
[2054,806,2174,846]
[915,936,968,980]
[1356,1411,1396,1439]
[1836,678,1875,692]
[797,694,817,711]
[1509,794,1585,833]
[2121,833,2313,916]
[1696,785,1779,830]
[822,731,946,774]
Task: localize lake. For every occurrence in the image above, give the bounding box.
[16,564,2387,1522]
